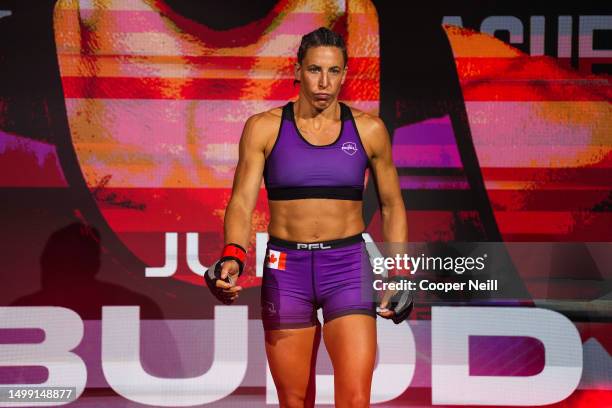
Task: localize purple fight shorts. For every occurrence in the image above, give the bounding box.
[261,233,377,330]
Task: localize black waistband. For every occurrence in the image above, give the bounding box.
[268,233,364,250]
[267,186,363,201]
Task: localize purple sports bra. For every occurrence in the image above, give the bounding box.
[264,102,369,200]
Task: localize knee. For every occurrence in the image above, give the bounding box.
[339,391,369,408]
[352,393,370,407]
[279,391,310,408]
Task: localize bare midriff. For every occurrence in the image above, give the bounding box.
[267,199,365,242]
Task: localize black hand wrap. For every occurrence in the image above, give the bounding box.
[205,259,234,305]
[387,276,414,324]
[205,243,246,304]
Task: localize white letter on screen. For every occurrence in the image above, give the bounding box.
[432,306,582,406]
[0,307,86,406]
[145,232,178,277]
[102,306,247,406]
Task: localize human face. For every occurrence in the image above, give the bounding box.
[295,46,347,110]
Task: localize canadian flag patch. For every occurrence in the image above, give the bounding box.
[265,249,286,270]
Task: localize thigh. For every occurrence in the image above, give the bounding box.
[265,325,321,407]
[322,314,376,408]
[262,244,317,330]
[317,243,377,323]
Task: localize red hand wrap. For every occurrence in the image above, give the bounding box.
[221,243,246,264]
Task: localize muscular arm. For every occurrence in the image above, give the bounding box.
[358,114,407,243]
[224,114,270,248]
[209,111,277,301]
[358,112,410,318]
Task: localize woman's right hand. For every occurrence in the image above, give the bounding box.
[218,260,243,303]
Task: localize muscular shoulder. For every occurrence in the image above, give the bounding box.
[350,107,386,134]
[241,107,283,151]
[247,107,282,128]
[348,106,389,156]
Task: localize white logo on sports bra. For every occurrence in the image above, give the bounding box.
[341,142,358,156]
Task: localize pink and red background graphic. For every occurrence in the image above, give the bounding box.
[0,0,610,406]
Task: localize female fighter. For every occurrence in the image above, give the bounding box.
[208,27,407,407]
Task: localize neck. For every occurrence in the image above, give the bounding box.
[294,95,340,121]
